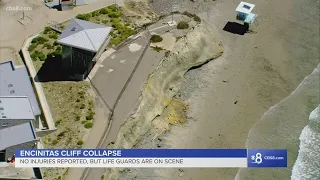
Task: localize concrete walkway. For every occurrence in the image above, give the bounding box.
[84,14,192,180]
[21,34,56,131]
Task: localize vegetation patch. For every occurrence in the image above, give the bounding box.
[182,11,201,23]
[177,21,189,29]
[75,4,137,47]
[151,46,164,52]
[150,34,163,43]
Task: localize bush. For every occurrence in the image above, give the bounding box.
[75,115,81,121]
[76,13,91,21]
[43,43,53,49]
[91,10,100,17]
[80,103,86,109]
[151,46,163,52]
[52,139,59,145]
[110,37,121,46]
[31,51,46,61]
[77,140,84,146]
[30,53,38,60]
[49,33,59,39]
[28,44,37,51]
[56,45,62,51]
[99,8,109,14]
[55,119,62,126]
[44,26,52,34]
[53,49,62,57]
[150,35,163,43]
[34,36,49,44]
[38,53,46,61]
[108,4,118,12]
[84,122,93,129]
[177,21,189,29]
[102,20,109,24]
[193,15,201,22]
[183,11,194,18]
[108,12,121,18]
[86,110,95,120]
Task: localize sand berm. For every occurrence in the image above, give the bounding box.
[103,22,224,179]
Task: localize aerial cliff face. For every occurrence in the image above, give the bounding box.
[104,22,224,179]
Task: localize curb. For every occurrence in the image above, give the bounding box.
[21,34,56,131]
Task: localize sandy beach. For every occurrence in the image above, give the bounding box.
[119,0,320,179]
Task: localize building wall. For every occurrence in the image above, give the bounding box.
[237,12,248,21]
[4,140,37,161]
[0,119,35,130]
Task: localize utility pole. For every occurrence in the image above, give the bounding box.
[22,11,25,20]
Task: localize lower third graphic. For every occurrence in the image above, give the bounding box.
[247,149,287,168]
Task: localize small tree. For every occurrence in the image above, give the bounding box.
[177,21,189,29]
[150,35,163,43]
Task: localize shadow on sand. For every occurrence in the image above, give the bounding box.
[223,21,248,35]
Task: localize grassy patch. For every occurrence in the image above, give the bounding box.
[177,21,189,29]
[150,34,163,43]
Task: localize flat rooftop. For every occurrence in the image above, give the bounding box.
[236,1,255,14]
[0,61,41,116]
[0,121,37,150]
[0,96,35,120]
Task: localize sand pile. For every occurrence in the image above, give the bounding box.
[103,22,224,180]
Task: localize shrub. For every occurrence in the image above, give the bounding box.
[102,20,109,24]
[52,139,59,145]
[91,10,100,17]
[53,41,58,45]
[108,4,118,12]
[151,46,163,52]
[35,36,49,44]
[43,43,53,49]
[53,49,62,57]
[183,11,193,18]
[99,8,109,14]
[44,26,52,34]
[28,44,37,51]
[84,122,93,129]
[31,51,46,61]
[49,33,59,39]
[76,13,91,21]
[177,21,189,29]
[75,115,81,121]
[86,110,95,120]
[150,35,163,43]
[30,52,38,60]
[110,37,121,46]
[80,103,86,109]
[56,45,62,51]
[108,12,121,18]
[55,119,62,126]
[193,15,201,22]
[77,140,84,146]
[38,53,46,61]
